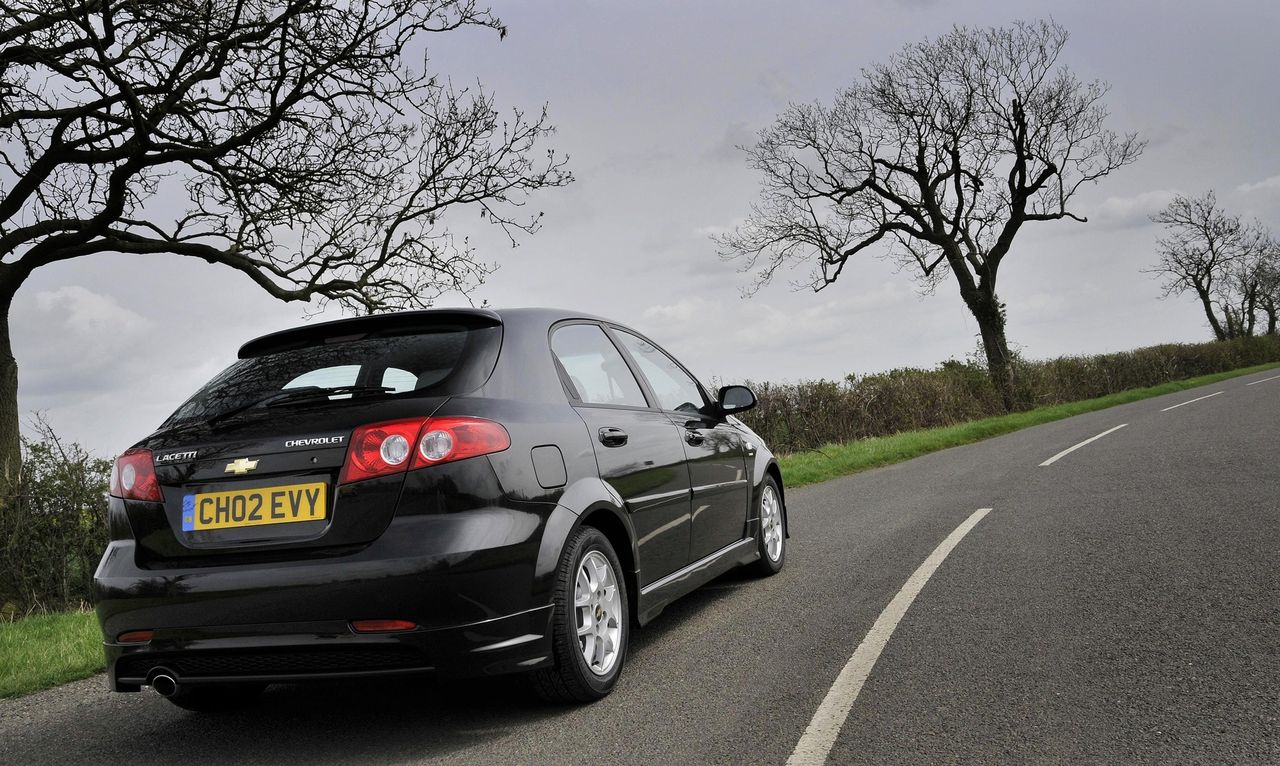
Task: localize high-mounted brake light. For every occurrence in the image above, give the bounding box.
[109,449,163,502]
[338,417,511,485]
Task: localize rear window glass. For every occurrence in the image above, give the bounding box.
[162,325,500,427]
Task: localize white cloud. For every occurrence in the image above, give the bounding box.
[692,220,744,240]
[34,285,150,335]
[1237,175,1280,194]
[643,296,714,324]
[1089,189,1180,228]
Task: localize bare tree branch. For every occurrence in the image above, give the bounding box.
[0,0,572,310]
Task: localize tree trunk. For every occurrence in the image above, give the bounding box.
[0,304,20,498]
[964,288,1016,411]
[1264,297,1278,336]
[1195,287,1227,341]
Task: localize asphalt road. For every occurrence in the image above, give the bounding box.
[3,370,1278,765]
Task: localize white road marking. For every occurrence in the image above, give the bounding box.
[1246,374,1280,386]
[1160,390,1224,412]
[1038,424,1128,467]
[785,508,992,766]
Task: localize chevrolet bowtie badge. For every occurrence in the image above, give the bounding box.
[224,458,260,475]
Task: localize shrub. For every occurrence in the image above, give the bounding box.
[738,335,1280,453]
[0,417,111,616]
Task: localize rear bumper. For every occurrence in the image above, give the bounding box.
[95,509,558,691]
[104,605,554,692]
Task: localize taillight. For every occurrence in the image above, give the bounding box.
[117,630,154,644]
[411,417,511,469]
[109,449,163,502]
[339,418,425,484]
[338,416,511,485]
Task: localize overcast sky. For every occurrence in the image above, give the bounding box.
[13,0,1280,457]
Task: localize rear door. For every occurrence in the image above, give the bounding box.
[610,328,751,563]
[550,323,692,585]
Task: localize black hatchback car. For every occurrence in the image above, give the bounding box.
[94,308,787,709]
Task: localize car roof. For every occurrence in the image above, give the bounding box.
[238,307,618,359]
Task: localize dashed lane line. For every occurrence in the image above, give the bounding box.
[1160,391,1224,412]
[1039,423,1129,467]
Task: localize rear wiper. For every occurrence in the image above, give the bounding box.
[206,385,394,427]
[264,384,395,407]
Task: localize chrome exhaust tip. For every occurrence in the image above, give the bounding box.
[149,671,179,698]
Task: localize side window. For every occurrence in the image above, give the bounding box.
[550,324,648,408]
[614,331,707,413]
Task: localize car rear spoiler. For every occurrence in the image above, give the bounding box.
[238,309,503,358]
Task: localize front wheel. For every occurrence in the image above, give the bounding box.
[530,526,629,703]
[750,477,785,576]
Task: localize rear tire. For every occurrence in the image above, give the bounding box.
[164,682,267,713]
[750,476,785,577]
[530,526,629,703]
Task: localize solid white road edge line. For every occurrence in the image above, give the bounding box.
[1160,390,1224,412]
[1246,374,1280,386]
[1038,423,1128,467]
[785,507,992,766]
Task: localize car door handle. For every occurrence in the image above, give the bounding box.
[598,427,628,447]
[683,426,705,446]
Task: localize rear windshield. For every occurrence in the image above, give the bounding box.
[162,325,501,428]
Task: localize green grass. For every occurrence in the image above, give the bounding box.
[1,610,103,699]
[778,361,1280,488]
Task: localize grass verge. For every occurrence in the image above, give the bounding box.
[777,361,1280,488]
[1,610,103,699]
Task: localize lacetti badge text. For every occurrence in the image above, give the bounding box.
[284,436,346,448]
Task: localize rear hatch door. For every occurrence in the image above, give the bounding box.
[122,313,501,566]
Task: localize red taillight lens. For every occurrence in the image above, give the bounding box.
[338,416,511,485]
[350,619,417,634]
[117,630,154,644]
[411,417,510,469]
[339,418,426,485]
[109,449,163,502]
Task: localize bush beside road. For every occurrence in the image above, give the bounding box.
[775,361,1280,487]
[742,335,1280,454]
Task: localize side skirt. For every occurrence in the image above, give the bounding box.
[635,538,758,626]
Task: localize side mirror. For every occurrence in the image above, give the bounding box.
[717,385,757,415]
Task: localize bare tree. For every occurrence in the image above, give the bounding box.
[0,0,572,487]
[716,20,1143,409]
[1256,237,1280,336]
[1148,192,1269,341]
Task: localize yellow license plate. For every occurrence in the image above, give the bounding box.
[182,482,327,531]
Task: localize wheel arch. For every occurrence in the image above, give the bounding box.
[764,460,789,539]
[533,483,639,626]
[576,506,639,627]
